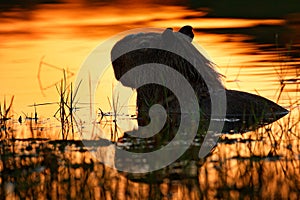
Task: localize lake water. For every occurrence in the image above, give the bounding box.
[0,1,299,199]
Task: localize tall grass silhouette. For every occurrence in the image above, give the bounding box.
[0,96,14,138]
[53,70,79,140]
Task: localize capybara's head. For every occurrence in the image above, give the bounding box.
[111,26,223,93]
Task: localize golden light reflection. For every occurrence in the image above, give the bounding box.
[149,18,284,29]
[0,2,299,199]
[0,3,291,115]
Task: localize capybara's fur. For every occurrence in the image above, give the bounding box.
[111,26,288,133]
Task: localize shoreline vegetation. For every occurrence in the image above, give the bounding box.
[0,71,299,199]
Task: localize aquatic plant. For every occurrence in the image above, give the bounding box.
[54,70,78,140]
[0,96,14,138]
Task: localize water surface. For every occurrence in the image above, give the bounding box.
[0,1,299,199]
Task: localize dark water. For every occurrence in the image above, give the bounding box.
[0,1,300,199]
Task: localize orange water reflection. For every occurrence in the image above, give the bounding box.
[0,2,299,199]
[0,3,293,114]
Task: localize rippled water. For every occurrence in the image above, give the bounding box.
[0,1,300,199]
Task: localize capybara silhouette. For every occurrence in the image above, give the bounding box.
[111,26,288,133]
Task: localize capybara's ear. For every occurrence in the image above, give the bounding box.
[162,28,175,46]
[178,25,194,42]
